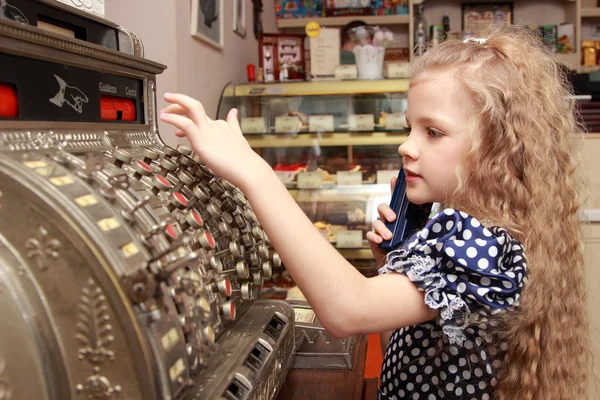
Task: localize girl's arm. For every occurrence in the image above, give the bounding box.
[160,93,438,337]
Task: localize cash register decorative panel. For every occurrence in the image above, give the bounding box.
[0,1,293,399]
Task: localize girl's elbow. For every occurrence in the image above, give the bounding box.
[320,313,358,339]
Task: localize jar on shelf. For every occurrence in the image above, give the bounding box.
[582,40,597,66]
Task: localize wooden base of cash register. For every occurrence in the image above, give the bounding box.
[277,335,378,400]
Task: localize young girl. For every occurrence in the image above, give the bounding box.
[160,24,588,400]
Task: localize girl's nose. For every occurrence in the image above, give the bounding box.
[398,135,418,160]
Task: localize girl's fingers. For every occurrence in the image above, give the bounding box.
[174,129,186,137]
[226,108,242,134]
[372,219,392,240]
[160,113,199,137]
[377,203,397,222]
[366,231,383,244]
[390,176,397,192]
[164,93,209,128]
[161,104,187,115]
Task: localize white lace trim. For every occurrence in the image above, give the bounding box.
[379,249,470,346]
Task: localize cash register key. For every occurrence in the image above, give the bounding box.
[191,153,203,165]
[257,243,269,259]
[179,209,203,231]
[196,230,216,250]
[151,174,172,195]
[252,226,265,241]
[172,170,195,192]
[191,201,220,226]
[159,157,178,176]
[222,180,237,192]
[271,251,281,269]
[162,145,179,158]
[216,221,232,237]
[210,240,242,263]
[209,179,225,195]
[244,208,257,223]
[164,223,178,241]
[209,255,224,274]
[142,148,160,164]
[188,185,210,207]
[221,300,236,320]
[177,144,193,156]
[232,190,247,206]
[112,148,132,168]
[240,282,253,300]
[166,191,189,212]
[178,154,195,168]
[261,261,273,279]
[243,251,261,268]
[240,232,254,247]
[214,277,232,297]
[132,160,153,180]
[235,215,249,230]
[234,260,250,279]
[252,271,264,287]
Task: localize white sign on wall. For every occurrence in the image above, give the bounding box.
[54,0,105,18]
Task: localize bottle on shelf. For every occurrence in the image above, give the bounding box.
[414,3,428,56]
[443,15,450,41]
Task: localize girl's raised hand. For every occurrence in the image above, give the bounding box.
[366,177,397,267]
[160,93,266,187]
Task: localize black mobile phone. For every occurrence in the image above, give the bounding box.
[379,167,432,250]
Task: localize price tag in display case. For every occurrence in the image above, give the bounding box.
[349,114,375,131]
[334,64,358,80]
[275,116,301,133]
[297,171,323,189]
[336,230,363,248]
[337,171,362,186]
[384,62,410,79]
[241,117,266,134]
[308,115,334,132]
[377,170,398,184]
[275,171,289,184]
[385,113,407,131]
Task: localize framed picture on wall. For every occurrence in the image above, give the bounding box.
[191,0,224,50]
[233,0,246,38]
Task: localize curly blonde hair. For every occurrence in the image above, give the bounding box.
[410,25,588,399]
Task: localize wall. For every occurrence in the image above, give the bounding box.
[105,0,179,145]
[175,0,261,120]
[105,0,277,144]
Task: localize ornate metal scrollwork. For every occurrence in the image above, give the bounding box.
[75,279,121,399]
[24,226,61,271]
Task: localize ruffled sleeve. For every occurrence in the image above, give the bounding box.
[379,208,527,345]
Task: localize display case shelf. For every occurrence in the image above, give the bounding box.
[227,79,410,97]
[277,14,410,29]
[246,132,407,148]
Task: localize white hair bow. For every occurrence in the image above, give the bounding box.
[463,37,488,44]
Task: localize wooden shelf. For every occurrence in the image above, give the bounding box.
[277,14,410,29]
[582,7,600,18]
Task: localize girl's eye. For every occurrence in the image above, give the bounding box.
[405,126,412,135]
[427,128,443,138]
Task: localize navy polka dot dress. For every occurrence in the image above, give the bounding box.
[378,209,527,399]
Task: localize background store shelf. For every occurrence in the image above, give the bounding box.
[277,15,410,29]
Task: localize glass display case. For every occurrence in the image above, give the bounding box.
[217,79,410,275]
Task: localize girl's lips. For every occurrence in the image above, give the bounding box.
[405,170,422,182]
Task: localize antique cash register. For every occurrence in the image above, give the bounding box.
[0,1,295,399]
